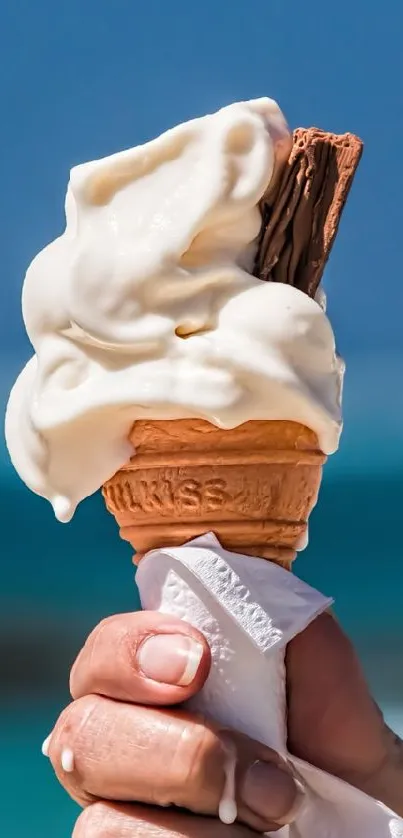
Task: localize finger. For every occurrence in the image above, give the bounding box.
[70,612,211,705]
[74,801,261,838]
[48,696,303,832]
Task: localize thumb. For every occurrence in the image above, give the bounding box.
[70,611,211,706]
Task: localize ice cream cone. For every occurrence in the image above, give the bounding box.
[102,419,326,570]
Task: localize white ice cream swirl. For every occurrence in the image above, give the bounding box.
[5,98,344,522]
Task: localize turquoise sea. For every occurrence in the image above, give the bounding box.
[1,352,403,837]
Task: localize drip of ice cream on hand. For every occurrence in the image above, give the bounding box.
[5,97,343,522]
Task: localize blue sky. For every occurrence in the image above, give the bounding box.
[0,0,402,361]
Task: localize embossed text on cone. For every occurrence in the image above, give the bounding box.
[102,419,326,568]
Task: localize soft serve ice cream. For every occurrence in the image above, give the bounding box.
[5,97,343,522]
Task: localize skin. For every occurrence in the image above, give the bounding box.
[46,611,403,837]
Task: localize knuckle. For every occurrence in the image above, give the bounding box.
[73,803,116,838]
[81,616,116,656]
[96,615,118,631]
[91,616,137,674]
[70,618,118,696]
[88,615,127,656]
[54,695,99,743]
[76,694,97,727]
[48,697,102,808]
[174,716,224,809]
[93,614,127,643]
[89,616,127,660]
[100,618,150,680]
[51,701,77,743]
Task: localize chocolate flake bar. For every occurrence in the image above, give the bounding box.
[254,128,363,297]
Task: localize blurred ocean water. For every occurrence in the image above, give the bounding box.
[1,350,402,837]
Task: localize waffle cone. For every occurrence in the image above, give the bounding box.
[102,419,326,570]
